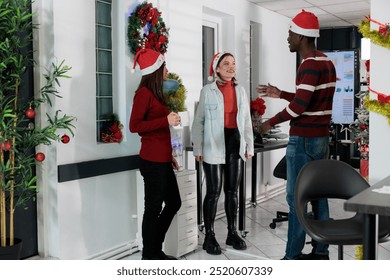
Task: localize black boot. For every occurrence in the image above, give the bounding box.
[158,251,178,260]
[203,233,222,255]
[202,163,223,255]
[226,231,247,250]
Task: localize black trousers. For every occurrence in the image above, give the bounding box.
[202,128,244,235]
[139,158,182,258]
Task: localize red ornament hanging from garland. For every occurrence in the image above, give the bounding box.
[35,152,45,162]
[0,141,12,151]
[127,1,169,55]
[26,108,36,119]
[61,134,70,144]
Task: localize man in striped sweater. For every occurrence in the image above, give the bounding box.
[257,10,336,260]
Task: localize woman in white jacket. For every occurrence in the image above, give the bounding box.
[192,52,254,255]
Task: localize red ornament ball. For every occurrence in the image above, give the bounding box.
[35,152,45,162]
[26,108,36,119]
[0,141,12,151]
[61,134,70,144]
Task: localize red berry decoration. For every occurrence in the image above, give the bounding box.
[0,141,12,151]
[35,152,45,162]
[26,108,36,119]
[61,134,70,144]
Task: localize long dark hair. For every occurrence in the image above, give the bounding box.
[137,63,167,105]
[215,52,238,86]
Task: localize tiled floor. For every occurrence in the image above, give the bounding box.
[123,192,390,260]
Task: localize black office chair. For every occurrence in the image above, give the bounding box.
[269,155,288,229]
[295,159,390,260]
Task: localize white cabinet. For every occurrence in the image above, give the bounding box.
[164,169,198,257]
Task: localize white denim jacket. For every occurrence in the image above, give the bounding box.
[192,82,254,164]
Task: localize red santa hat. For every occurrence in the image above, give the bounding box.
[131,48,165,76]
[208,51,226,82]
[289,9,320,38]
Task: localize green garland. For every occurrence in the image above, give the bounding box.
[358,18,390,124]
[166,73,187,112]
[127,1,169,55]
[358,19,390,50]
[364,95,390,124]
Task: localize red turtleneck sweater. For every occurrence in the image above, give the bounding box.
[217,80,238,128]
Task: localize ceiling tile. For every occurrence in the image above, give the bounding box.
[250,0,371,27]
[321,20,352,28]
[332,10,369,20]
[277,7,327,18]
[254,0,312,11]
[320,2,370,13]
[306,0,366,5]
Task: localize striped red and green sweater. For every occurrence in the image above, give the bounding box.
[269,50,336,137]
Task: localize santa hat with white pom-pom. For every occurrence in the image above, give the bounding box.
[131,48,165,76]
[289,9,320,38]
[208,51,226,82]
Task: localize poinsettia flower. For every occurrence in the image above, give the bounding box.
[109,123,119,132]
[365,59,370,72]
[146,7,154,21]
[138,8,146,18]
[147,32,157,40]
[151,14,159,26]
[113,131,122,139]
[159,35,167,44]
[101,117,123,143]
[155,42,161,51]
[250,98,266,116]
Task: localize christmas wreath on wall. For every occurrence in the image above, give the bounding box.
[127,1,169,55]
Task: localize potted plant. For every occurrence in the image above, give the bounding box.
[0,0,76,259]
[250,97,266,144]
[164,72,187,113]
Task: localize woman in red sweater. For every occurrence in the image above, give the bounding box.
[130,49,182,260]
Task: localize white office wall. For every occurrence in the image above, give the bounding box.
[33,0,140,259]
[368,0,390,184]
[32,0,295,259]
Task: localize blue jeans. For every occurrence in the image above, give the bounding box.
[284,136,330,259]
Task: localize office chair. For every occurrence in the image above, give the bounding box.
[269,155,288,229]
[295,159,390,260]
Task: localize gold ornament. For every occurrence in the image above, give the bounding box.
[364,95,390,124]
[355,245,363,260]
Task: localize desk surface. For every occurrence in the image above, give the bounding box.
[254,140,288,152]
[185,140,288,153]
[344,175,390,216]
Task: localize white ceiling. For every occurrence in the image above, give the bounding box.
[248,0,371,28]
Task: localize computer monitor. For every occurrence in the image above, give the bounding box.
[324,49,359,125]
